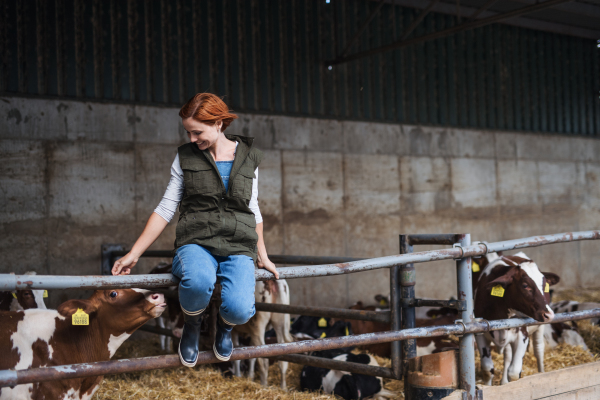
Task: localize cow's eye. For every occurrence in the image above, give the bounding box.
[109,291,118,298]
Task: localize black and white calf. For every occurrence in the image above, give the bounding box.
[300,353,394,400]
[551,300,600,325]
[543,322,588,351]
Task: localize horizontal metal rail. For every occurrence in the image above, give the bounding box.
[1,309,598,388]
[255,303,390,324]
[402,298,465,311]
[272,354,395,379]
[108,250,364,266]
[138,324,177,338]
[3,231,598,291]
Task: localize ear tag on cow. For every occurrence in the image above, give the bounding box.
[318,318,327,328]
[472,261,480,273]
[345,326,349,336]
[43,290,48,298]
[379,299,387,306]
[11,292,17,299]
[544,283,550,293]
[491,285,505,297]
[320,331,327,338]
[72,308,89,326]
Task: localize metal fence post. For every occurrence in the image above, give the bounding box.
[390,263,402,379]
[456,234,476,399]
[399,236,416,379]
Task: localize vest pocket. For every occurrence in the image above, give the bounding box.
[177,212,211,244]
[233,212,258,248]
[231,166,254,200]
[181,162,219,195]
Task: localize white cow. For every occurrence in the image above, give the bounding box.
[233,279,294,389]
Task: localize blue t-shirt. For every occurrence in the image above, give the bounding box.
[216,161,234,192]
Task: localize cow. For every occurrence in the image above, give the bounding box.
[291,315,352,341]
[0,288,166,400]
[334,302,458,358]
[148,263,182,351]
[543,321,589,351]
[300,353,395,400]
[232,280,295,390]
[474,252,560,385]
[551,300,600,325]
[0,272,47,312]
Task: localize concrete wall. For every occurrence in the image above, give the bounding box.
[1,95,599,309]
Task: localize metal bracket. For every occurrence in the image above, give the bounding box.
[101,244,125,275]
[452,243,465,259]
[472,241,489,256]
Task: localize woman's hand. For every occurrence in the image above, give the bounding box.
[112,252,138,275]
[258,258,279,279]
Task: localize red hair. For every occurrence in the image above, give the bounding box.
[179,93,238,131]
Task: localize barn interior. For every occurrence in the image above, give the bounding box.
[1,0,599,399]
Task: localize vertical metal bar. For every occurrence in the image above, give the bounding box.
[399,236,416,365]
[437,14,447,125]
[576,39,585,135]
[416,17,426,123]
[394,1,405,123]
[278,0,288,113]
[446,15,456,126]
[0,0,7,92]
[425,15,436,124]
[563,36,572,134]
[554,34,563,133]
[74,0,85,97]
[36,0,47,95]
[16,0,26,93]
[176,0,185,102]
[55,0,65,96]
[485,25,495,129]
[160,0,170,102]
[476,26,485,128]
[110,0,121,100]
[249,0,259,109]
[92,0,103,98]
[235,0,245,109]
[220,0,230,102]
[521,29,531,132]
[145,0,154,102]
[390,263,402,379]
[456,233,475,399]
[530,31,540,132]
[513,28,522,131]
[127,0,138,101]
[494,26,504,130]
[258,0,271,110]
[313,0,323,115]
[290,0,300,114]
[330,0,339,117]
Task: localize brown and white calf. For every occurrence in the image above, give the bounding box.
[474,252,559,385]
[551,300,600,325]
[0,288,166,400]
[148,263,183,351]
[0,272,47,312]
[232,280,294,390]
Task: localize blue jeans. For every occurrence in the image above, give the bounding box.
[172,244,256,325]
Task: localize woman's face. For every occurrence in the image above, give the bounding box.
[182,118,222,151]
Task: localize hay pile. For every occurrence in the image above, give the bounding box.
[552,288,600,303]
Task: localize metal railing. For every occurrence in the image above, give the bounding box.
[1,230,599,400]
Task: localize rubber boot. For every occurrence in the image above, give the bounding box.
[178,311,203,367]
[214,315,234,361]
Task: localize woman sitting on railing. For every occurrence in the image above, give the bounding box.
[112,93,279,367]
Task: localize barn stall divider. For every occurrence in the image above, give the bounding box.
[1,230,599,400]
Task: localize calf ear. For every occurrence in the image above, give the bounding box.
[484,266,519,291]
[543,272,560,286]
[58,299,99,318]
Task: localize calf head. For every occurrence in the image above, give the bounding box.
[485,256,559,322]
[58,288,166,335]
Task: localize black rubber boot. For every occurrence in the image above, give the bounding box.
[214,315,234,361]
[178,311,203,367]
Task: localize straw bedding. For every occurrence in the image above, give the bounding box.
[93,289,600,399]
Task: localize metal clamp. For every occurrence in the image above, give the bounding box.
[472,241,489,256]
[452,243,465,259]
[454,319,467,335]
[472,318,491,335]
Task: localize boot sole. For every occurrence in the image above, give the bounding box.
[178,343,198,368]
[213,342,232,362]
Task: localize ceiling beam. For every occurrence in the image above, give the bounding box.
[328,0,574,66]
[385,0,600,39]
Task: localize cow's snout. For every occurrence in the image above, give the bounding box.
[542,309,554,322]
[146,292,167,317]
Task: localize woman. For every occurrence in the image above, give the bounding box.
[112,93,279,367]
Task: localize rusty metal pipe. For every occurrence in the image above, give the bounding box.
[3,231,599,290]
[2,309,598,388]
[272,354,395,378]
[255,302,390,323]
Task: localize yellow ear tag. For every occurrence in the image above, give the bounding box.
[43,290,48,298]
[544,283,550,293]
[12,292,17,299]
[72,308,89,326]
[379,299,387,306]
[320,331,327,338]
[472,261,480,273]
[345,326,349,336]
[318,318,327,328]
[491,285,505,297]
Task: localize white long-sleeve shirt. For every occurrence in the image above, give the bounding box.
[154,153,262,224]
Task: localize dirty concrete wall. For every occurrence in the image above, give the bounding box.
[1,95,599,309]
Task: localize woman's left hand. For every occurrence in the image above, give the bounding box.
[258,258,280,279]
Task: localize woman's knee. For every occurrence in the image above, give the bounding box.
[220,300,255,325]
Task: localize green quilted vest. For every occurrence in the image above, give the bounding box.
[174,134,263,261]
